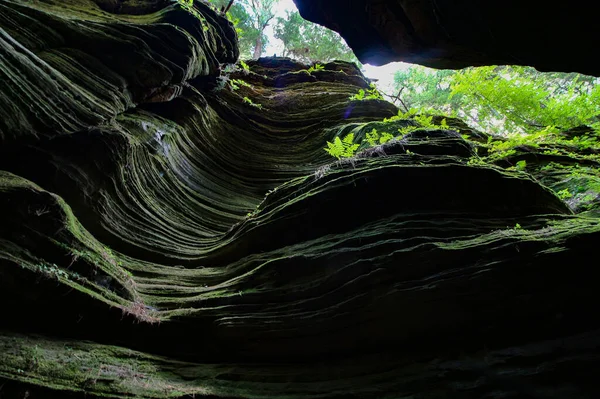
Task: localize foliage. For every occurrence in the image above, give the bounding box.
[243,96,263,109]
[450,65,600,134]
[229,78,252,91]
[390,64,600,136]
[515,160,527,171]
[273,11,359,63]
[482,126,600,163]
[392,66,462,114]
[387,64,600,209]
[399,115,452,136]
[239,60,250,72]
[307,63,325,73]
[207,0,275,59]
[349,84,383,101]
[365,129,394,146]
[323,110,457,159]
[242,0,277,58]
[382,109,455,136]
[557,188,573,200]
[324,133,360,159]
[206,1,360,62]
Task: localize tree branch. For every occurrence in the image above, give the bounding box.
[223,0,235,14]
[381,87,409,112]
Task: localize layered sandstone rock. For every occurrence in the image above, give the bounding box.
[1,1,600,398]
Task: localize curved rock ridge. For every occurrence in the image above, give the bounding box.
[0,0,238,141]
[2,1,600,398]
[293,0,600,75]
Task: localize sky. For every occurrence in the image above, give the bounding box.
[263,0,296,56]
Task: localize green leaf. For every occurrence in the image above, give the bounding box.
[324,133,359,159]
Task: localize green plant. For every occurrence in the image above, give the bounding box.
[349,84,383,101]
[466,157,487,166]
[229,78,252,91]
[243,96,262,109]
[393,111,456,136]
[365,128,394,146]
[515,160,527,170]
[323,110,463,159]
[349,89,366,101]
[35,262,69,279]
[307,63,325,73]
[383,108,416,123]
[450,65,600,135]
[239,60,250,72]
[383,109,456,133]
[556,188,573,200]
[481,124,600,163]
[324,133,360,159]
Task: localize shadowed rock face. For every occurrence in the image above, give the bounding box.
[2,1,600,398]
[293,0,600,75]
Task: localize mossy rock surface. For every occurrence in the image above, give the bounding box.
[2,1,600,398]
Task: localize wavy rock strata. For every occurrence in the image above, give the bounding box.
[1,0,600,398]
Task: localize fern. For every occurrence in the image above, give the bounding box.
[349,84,383,101]
[239,60,250,72]
[365,129,379,146]
[557,188,572,200]
[365,129,393,146]
[230,79,252,91]
[349,89,366,101]
[366,83,384,100]
[324,133,360,159]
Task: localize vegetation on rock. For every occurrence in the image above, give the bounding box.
[1,1,600,398]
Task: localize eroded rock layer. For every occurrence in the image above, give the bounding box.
[1,0,600,398]
[293,0,600,75]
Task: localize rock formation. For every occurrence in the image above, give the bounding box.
[1,0,600,398]
[293,0,600,75]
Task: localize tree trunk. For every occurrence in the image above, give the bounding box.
[253,34,263,59]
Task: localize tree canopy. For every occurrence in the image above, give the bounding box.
[206,0,357,62]
[207,0,276,59]
[391,65,600,135]
[273,11,358,64]
[391,68,460,114]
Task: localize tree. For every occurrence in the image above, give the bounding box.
[242,0,277,59]
[207,0,276,59]
[450,66,600,134]
[273,11,358,64]
[390,64,600,135]
[392,66,462,114]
